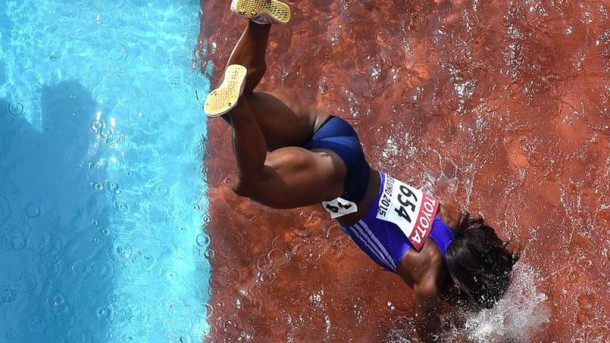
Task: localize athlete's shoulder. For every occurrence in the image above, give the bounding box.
[397,239,445,287]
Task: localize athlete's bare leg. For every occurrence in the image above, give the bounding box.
[206,19,344,208]
[223,20,328,150]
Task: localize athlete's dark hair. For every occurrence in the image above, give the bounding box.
[445,212,520,310]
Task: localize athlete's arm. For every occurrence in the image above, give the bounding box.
[413,276,443,343]
[398,246,446,343]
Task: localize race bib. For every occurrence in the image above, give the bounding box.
[322,197,358,219]
[376,174,439,251]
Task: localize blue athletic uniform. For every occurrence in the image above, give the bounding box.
[342,172,455,272]
[302,116,370,204]
[302,116,455,273]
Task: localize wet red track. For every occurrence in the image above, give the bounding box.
[198,1,609,341]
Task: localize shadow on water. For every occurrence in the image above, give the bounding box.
[0,81,114,342]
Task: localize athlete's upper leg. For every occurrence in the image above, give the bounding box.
[243,91,330,150]
[232,146,346,209]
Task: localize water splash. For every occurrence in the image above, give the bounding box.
[385,263,549,343]
[460,263,549,342]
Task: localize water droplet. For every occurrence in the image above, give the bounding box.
[0,225,26,250]
[100,125,115,140]
[115,244,133,259]
[7,102,24,117]
[91,120,104,132]
[376,31,389,45]
[96,306,108,318]
[196,234,210,248]
[24,203,42,218]
[0,287,16,303]
[52,294,65,307]
[115,201,130,213]
[93,182,104,191]
[204,249,215,259]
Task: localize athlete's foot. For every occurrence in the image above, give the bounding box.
[204,64,248,117]
[230,0,291,25]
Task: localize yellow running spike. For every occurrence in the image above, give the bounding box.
[204,65,247,118]
[230,0,291,25]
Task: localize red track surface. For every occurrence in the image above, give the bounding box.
[199,1,609,341]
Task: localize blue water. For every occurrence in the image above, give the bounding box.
[0,1,210,342]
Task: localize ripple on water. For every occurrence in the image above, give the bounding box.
[7,101,24,117]
[0,224,27,251]
[24,202,43,218]
[4,329,21,342]
[0,194,11,225]
[89,259,116,284]
[112,199,130,214]
[26,317,48,336]
[71,259,92,277]
[66,329,88,343]
[114,243,133,260]
[110,302,133,326]
[48,291,70,315]
[195,233,210,250]
[96,303,117,324]
[255,253,273,272]
[0,287,17,304]
[8,268,37,293]
[267,247,291,269]
[105,180,120,195]
[376,30,389,45]
[99,227,111,236]
[204,248,215,259]
[29,227,63,262]
[108,42,130,63]
[139,252,159,272]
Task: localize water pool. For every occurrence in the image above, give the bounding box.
[0,1,210,341]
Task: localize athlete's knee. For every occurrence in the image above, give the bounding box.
[231,175,259,198]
